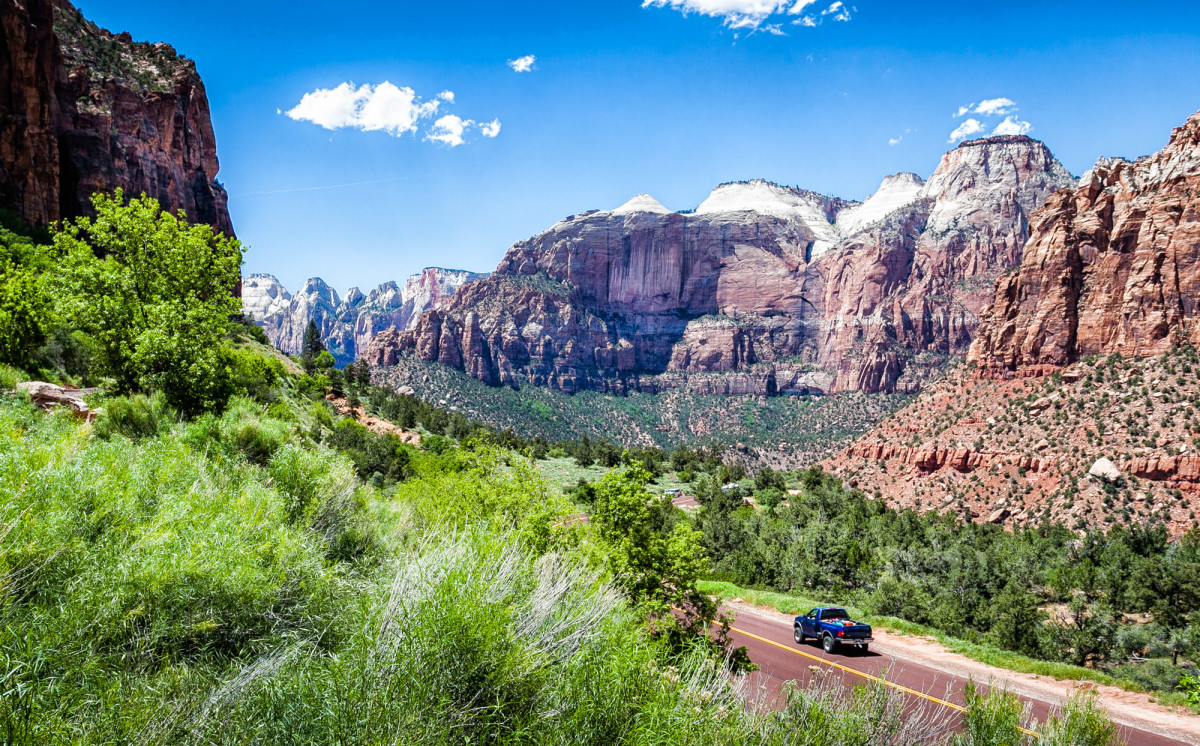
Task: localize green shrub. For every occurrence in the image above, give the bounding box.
[181,397,292,465]
[0,362,24,389]
[267,442,380,563]
[953,682,1030,745]
[93,392,177,440]
[227,346,286,402]
[160,530,776,746]
[0,402,347,739]
[1039,692,1120,746]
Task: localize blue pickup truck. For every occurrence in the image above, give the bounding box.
[793,607,873,654]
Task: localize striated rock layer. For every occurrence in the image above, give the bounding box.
[968,110,1200,371]
[244,267,487,366]
[366,138,1073,395]
[0,0,231,235]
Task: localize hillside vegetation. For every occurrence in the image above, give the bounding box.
[829,352,1200,534]
[0,193,1127,743]
[374,351,909,469]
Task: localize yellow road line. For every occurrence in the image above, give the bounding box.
[728,624,1040,739]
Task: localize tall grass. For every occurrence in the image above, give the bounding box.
[0,399,369,741]
[157,529,973,745]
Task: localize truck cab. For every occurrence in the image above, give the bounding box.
[794,607,873,654]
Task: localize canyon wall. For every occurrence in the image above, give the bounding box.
[365,138,1073,395]
[968,111,1200,372]
[0,0,231,235]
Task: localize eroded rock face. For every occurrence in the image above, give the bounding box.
[244,268,486,365]
[0,0,231,235]
[969,111,1200,371]
[366,139,1073,395]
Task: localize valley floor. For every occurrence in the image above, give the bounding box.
[373,351,910,468]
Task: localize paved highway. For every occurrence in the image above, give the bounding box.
[726,608,1196,746]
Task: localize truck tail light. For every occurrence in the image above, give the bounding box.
[837,631,844,637]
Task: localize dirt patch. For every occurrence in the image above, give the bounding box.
[326,396,421,447]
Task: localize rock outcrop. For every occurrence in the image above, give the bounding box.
[0,0,231,235]
[243,267,487,365]
[366,138,1072,395]
[845,442,1055,475]
[968,111,1200,372]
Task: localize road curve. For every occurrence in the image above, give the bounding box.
[726,608,1195,746]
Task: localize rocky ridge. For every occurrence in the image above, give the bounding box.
[0,0,232,235]
[365,137,1074,396]
[827,109,1200,533]
[243,267,486,365]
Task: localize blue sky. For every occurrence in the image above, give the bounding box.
[77,0,1200,293]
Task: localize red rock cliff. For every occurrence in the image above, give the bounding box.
[968,110,1200,371]
[366,139,1072,395]
[0,0,232,236]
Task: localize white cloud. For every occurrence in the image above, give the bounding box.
[948,118,985,142]
[888,136,902,146]
[286,82,441,136]
[642,0,851,31]
[948,97,1032,142]
[991,115,1032,137]
[821,0,851,21]
[426,115,472,147]
[973,97,1016,116]
[287,82,500,146]
[508,55,536,73]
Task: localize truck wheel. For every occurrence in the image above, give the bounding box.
[822,634,837,654]
[859,644,869,655]
[794,627,806,644]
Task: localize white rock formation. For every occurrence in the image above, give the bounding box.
[242,267,487,364]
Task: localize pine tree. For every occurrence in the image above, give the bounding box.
[301,320,324,369]
[304,319,328,362]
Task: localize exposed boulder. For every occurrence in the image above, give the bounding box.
[16,380,91,418]
[1088,458,1121,483]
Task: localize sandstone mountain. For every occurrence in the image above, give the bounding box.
[365,137,1073,396]
[826,109,1200,533]
[243,268,487,365]
[0,0,231,235]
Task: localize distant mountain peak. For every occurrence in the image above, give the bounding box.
[613,193,671,215]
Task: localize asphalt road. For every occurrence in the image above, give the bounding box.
[726,609,1194,746]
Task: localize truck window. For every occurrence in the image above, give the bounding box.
[821,608,849,621]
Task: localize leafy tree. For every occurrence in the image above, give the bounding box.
[53,191,243,415]
[1130,556,1200,644]
[313,350,336,371]
[0,227,53,366]
[589,465,751,671]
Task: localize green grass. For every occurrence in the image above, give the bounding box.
[534,457,693,497]
[700,580,1133,691]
